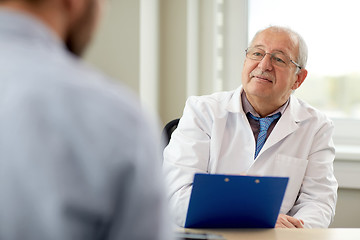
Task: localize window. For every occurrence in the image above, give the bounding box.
[248,0,360,147]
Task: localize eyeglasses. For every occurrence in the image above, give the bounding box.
[245,47,302,69]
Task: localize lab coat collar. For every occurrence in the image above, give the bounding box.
[225,86,313,160]
[225,86,245,113]
[288,94,312,123]
[256,94,313,159]
[225,86,311,123]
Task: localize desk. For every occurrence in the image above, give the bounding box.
[180,228,360,240]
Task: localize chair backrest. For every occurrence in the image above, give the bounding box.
[162,118,180,145]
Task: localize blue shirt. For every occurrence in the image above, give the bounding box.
[241,91,289,143]
[0,9,172,240]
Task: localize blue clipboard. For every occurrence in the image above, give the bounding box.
[184,173,289,228]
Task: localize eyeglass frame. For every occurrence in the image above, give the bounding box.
[245,47,302,70]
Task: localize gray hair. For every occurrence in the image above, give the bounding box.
[249,26,308,71]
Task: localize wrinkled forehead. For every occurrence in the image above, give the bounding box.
[251,29,299,59]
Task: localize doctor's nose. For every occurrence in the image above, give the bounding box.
[257,54,273,72]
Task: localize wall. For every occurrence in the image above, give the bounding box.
[330,188,360,228]
[85,0,141,91]
[85,0,160,116]
[158,0,188,125]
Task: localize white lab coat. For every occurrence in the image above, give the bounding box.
[163,86,338,228]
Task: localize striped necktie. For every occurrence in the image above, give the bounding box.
[248,112,281,159]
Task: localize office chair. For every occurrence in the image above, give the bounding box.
[162,118,180,145]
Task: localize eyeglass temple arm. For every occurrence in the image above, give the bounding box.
[290,60,302,69]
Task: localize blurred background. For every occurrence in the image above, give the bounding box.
[84,0,360,228]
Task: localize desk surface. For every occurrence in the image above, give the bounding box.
[180,228,360,240]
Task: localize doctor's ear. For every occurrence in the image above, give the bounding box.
[292,69,307,90]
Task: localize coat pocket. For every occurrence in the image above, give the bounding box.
[273,154,308,214]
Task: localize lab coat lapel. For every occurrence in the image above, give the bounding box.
[256,95,312,158]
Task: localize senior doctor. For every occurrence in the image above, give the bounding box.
[163,26,338,228]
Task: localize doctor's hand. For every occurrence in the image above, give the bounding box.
[275,214,304,228]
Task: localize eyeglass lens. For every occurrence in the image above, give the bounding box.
[246,47,289,67]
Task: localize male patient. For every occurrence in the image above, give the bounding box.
[0,0,172,239]
[163,26,338,228]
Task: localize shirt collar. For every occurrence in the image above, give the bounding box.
[241,90,289,118]
[0,9,66,52]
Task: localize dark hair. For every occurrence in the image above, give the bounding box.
[0,0,44,4]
